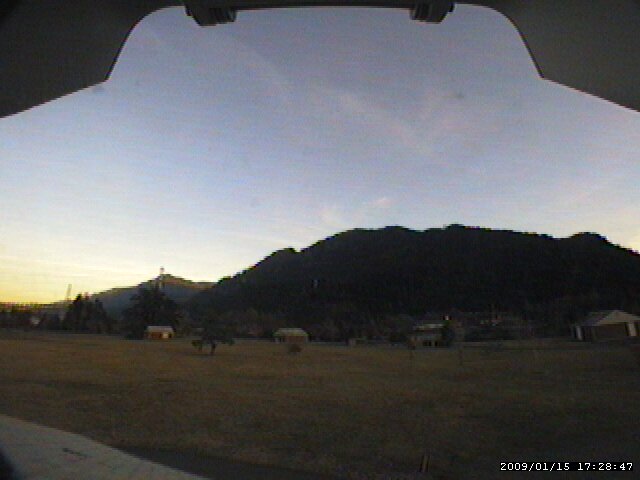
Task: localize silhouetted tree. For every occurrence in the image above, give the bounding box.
[63,294,89,331]
[86,299,113,333]
[440,317,455,347]
[62,295,113,333]
[193,312,234,355]
[121,286,179,339]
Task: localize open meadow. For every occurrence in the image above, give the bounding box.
[0,331,638,479]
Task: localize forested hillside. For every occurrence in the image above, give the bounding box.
[188,225,640,335]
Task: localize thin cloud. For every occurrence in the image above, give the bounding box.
[304,85,437,159]
[300,82,505,167]
[371,196,393,209]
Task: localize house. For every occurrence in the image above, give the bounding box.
[408,323,445,347]
[573,310,640,341]
[422,310,524,341]
[145,325,175,340]
[273,327,309,344]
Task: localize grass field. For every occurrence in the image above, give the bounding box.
[0,332,638,479]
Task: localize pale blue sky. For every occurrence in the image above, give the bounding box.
[1,6,639,302]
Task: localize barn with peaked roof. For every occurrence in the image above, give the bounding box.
[573,310,640,341]
[408,323,445,347]
[273,328,309,344]
[145,325,175,340]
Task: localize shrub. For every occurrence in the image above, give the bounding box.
[287,343,302,354]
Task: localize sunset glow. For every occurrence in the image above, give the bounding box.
[1,7,639,303]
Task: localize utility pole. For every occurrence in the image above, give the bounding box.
[158,267,165,291]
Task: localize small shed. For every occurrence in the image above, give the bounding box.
[573,310,639,341]
[409,323,444,347]
[274,327,309,344]
[145,325,175,340]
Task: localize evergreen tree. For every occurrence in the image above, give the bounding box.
[62,294,113,333]
[121,286,179,339]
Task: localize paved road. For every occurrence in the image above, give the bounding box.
[0,415,339,480]
[0,414,209,480]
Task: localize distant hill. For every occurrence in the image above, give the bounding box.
[93,274,214,318]
[188,225,640,333]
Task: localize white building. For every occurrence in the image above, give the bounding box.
[145,325,175,340]
[573,310,639,341]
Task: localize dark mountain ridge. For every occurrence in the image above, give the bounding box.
[188,225,640,332]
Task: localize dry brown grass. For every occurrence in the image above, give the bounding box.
[0,332,638,479]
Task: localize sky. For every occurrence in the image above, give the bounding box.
[1,6,640,303]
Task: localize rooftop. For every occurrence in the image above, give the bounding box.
[274,328,308,336]
[145,326,175,333]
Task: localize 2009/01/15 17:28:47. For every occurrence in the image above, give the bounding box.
[500,462,634,471]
